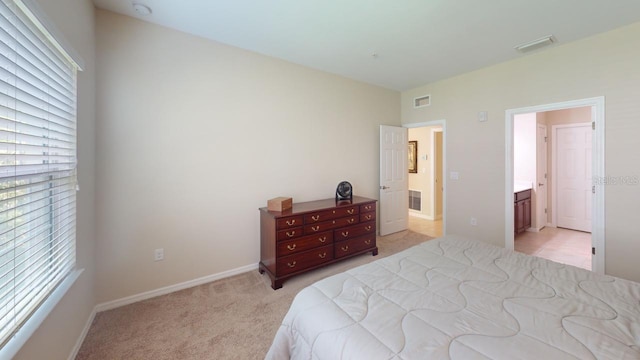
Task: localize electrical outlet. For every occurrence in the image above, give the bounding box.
[470,217,477,226]
[154,248,164,261]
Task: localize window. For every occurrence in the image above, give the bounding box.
[0,0,79,348]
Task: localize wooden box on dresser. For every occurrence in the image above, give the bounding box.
[259,196,377,289]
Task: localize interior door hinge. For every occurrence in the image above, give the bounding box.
[544,208,547,214]
[544,136,547,143]
[592,185,596,194]
[592,122,595,130]
[592,247,596,255]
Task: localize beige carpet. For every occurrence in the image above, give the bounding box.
[75,230,434,360]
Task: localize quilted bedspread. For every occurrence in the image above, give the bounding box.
[266,235,640,359]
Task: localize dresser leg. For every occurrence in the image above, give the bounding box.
[272,279,283,290]
[372,248,379,256]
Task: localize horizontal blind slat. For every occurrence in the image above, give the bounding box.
[0,6,74,89]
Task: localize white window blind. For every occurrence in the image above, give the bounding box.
[0,0,78,347]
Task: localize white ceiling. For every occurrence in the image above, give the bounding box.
[92,0,640,91]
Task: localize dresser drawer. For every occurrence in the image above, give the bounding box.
[304,206,360,223]
[334,221,375,241]
[276,216,303,229]
[360,203,375,213]
[277,232,333,256]
[303,216,358,234]
[335,234,376,259]
[360,212,375,222]
[277,245,333,276]
[276,227,303,241]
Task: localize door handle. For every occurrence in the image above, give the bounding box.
[380,186,390,190]
[538,183,544,187]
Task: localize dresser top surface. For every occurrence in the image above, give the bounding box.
[260,196,376,217]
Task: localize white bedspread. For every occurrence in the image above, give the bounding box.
[266,235,640,359]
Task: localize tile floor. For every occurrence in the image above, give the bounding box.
[514,227,592,270]
[408,216,591,271]
[408,215,443,238]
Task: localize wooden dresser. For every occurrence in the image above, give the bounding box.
[259,196,377,289]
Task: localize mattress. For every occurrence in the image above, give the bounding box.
[266,235,640,359]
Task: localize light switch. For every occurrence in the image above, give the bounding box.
[478,111,488,122]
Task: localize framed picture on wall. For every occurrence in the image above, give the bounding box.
[408,141,417,173]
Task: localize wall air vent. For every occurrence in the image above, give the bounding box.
[413,94,431,108]
[409,190,422,211]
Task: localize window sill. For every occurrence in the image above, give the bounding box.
[0,268,84,359]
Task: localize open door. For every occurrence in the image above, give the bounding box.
[379,125,408,236]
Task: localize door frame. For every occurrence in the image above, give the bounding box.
[551,122,591,229]
[536,123,547,231]
[431,128,443,220]
[505,97,605,274]
[405,120,447,236]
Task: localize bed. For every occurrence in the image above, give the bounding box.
[266,235,640,359]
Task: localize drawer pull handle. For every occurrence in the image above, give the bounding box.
[347,209,355,214]
[364,239,371,245]
[347,218,355,224]
[286,219,296,226]
[312,226,320,232]
[365,226,372,231]
[287,261,297,268]
[365,205,372,210]
[287,244,296,251]
[341,231,349,238]
[311,215,319,221]
[319,236,327,243]
[332,210,336,214]
[286,231,296,238]
[341,245,349,252]
[318,252,327,259]
[365,215,372,220]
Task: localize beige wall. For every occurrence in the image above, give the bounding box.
[402,22,640,282]
[14,0,96,359]
[94,10,400,303]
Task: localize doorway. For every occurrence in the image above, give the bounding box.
[406,122,445,238]
[505,97,605,274]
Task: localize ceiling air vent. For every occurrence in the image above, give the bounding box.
[413,94,430,108]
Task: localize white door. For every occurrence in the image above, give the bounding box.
[536,124,547,229]
[556,124,592,232]
[379,125,408,236]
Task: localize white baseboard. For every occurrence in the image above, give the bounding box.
[409,212,434,220]
[95,263,258,313]
[68,307,97,360]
